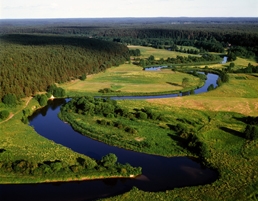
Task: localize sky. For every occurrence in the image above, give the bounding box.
[1,0,258,19]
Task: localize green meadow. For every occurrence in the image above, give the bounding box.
[60,64,202,97]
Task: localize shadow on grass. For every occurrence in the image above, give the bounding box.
[0,149,6,153]
[219,127,244,139]
[43,160,61,165]
[233,116,258,125]
[167,133,188,149]
[251,74,258,78]
[166,82,181,87]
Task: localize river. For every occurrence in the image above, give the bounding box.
[0,73,219,201]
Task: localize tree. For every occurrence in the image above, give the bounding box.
[220,72,229,83]
[229,62,235,68]
[139,59,146,67]
[101,153,117,167]
[182,78,190,87]
[80,74,87,81]
[39,94,48,106]
[244,125,258,140]
[2,94,17,106]
[207,84,215,91]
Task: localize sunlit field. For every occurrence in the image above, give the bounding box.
[60,64,201,96]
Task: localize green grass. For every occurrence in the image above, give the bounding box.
[147,72,258,117]
[128,45,200,59]
[59,64,202,97]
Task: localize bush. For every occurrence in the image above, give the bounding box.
[80,73,87,81]
[137,111,148,120]
[0,110,9,120]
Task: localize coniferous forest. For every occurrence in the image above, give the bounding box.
[0,34,129,100]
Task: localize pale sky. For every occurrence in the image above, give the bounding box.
[1,0,258,19]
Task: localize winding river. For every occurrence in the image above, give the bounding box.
[0,73,219,201]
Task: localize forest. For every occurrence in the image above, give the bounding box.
[0,34,129,100]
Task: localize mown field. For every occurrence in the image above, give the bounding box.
[60,64,202,97]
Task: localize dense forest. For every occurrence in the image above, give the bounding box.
[1,18,258,56]
[0,34,129,100]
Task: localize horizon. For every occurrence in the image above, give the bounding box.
[0,16,258,20]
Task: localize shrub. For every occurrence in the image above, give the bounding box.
[0,110,9,120]
[80,73,87,81]
[137,111,148,120]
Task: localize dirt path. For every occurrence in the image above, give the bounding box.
[0,97,32,125]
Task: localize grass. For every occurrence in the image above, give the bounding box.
[147,73,258,116]
[194,57,257,70]
[128,45,201,59]
[59,64,201,97]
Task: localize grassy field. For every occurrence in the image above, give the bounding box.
[148,73,258,116]
[60,64,202,96]
[128,45,200,59]
[190,57,257,70]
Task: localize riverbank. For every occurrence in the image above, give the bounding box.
[0,98,141,184]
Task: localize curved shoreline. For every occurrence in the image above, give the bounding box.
[0,174,140,185]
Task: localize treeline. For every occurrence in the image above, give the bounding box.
[0,150,141,178]
[0,34,130,100]
[60,96,166,121]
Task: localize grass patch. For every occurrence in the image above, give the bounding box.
[59,64,201,97]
